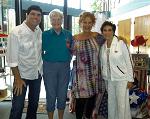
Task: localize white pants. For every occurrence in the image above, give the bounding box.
[106,80,131,119]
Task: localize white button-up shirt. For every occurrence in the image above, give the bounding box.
[6,22,43,80]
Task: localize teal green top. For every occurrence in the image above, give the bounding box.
[42,28,73,62]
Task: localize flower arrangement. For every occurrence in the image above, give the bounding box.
[131,35,148,53]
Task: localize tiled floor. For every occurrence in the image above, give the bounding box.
[0,101,76,119]
[0,68,76,119]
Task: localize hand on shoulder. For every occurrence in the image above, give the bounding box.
[118,35,127,44]
[91,32,99,38]
[73,34,79,40]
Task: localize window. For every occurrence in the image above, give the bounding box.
[68,0,80,9]
[81,0,93,11]
[52,0,64,6]
[44,15,51,31]
[32,0,64,6]
[31,0,52,4]
[72,16,80,35]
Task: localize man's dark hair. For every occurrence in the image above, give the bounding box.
[26,5,42,15]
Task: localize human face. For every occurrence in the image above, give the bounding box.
[51,15,62,31]
[80,17,93,33]
[26,10,42,28]
[102,25,114,40]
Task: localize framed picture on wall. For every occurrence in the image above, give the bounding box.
[132,54,149,70]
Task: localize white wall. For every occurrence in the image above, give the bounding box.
[109,5,150,56]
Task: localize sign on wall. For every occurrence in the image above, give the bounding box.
[132,54,149,70]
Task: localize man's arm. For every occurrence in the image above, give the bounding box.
[6,31,26,96]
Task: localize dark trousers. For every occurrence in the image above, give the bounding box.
[9,75,42,119]
[75,95,96,119]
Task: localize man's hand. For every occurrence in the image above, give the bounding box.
[11,67,26,96]
[13,77,26,96]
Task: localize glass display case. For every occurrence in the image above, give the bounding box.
[0,0,15,101]
[0,34,8,101]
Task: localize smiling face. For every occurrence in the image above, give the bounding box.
[102,25,114,41]
[26,10,42,28]
[79,12,95,33]
[80,17,93,33]
[50,15,62,31]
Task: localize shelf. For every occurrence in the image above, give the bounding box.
[0,90,11,102]
[0,53,6,57]
[0,34,8,38]
[0,47,6,57]
[0,73,9,78]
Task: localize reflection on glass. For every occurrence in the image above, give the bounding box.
[31,0,52,4]
[0,2,2,32]
[68,0,80,9]
[81,0,93,11]
[8,9,15,33]
[32,0,64,6]
[44,15,52,31]
[0,0,15,34]
[110,0,132,9]
[72,16,80,35]
[52,0,64,6]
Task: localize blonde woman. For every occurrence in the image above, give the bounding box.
[69,12,106,119]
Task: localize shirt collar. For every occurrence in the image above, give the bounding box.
[22,21,39,32]
[51,27,65,35]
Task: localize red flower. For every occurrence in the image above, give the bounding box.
[131,35,148,47]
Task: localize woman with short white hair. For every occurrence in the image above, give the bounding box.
[49,9,64,26]
[42,9,73,119]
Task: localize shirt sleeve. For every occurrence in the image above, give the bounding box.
[96,34,106,46]
[121,41,134,82]
[6,32,19,67]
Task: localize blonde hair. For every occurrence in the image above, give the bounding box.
[49,9,64,23]
[79,11,96,26]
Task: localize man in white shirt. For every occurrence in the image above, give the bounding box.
[6,5,43,119]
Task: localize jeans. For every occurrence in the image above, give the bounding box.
[9,74,42,119]
[43,61,70,112]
